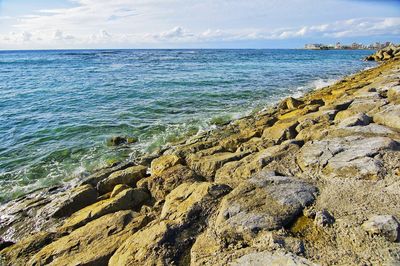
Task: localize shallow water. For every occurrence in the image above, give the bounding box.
[0,49,375,202]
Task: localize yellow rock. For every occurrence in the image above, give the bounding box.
[61,188,149,231]
[110,184,130,198]
[29,211,148,266]
[262,120,299,143]
[150,154,182,176]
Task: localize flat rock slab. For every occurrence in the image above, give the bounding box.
[373,104,400,130]
[232,251,318,266]
[215,173,317,241]
[362,215,400,242]
[27,211,148,266]
[297,136,399,180]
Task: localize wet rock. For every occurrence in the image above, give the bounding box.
[96,165,147,194]
[314,210,335,227]
[362,215,400,242]
[61,188,149,231]
[373,104,400,130]
[215,173,317,241]
[150,154,182,176]
[46,184,98,218]
[107,135,137,146]
[80,161,136,187]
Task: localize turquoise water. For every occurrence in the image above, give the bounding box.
[0,49,375,202]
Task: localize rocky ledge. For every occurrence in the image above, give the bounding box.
[1,55,400,266]
[365,44,400,62]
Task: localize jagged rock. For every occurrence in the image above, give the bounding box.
[39,184,98,218]
[338,113,371,127]
[187,151,248,179]
[61,188,149,231]
[80,161,136,187]
[138,164,202,200]
[28,211,149,266]
[219,129,260,152]
[110,184,130,198]
[373,104,400,130]
[0,238,13,251]
[215,173,317,242]
[362,215,400,242]
[262,120,299,143]
[279,97,304,110]
[161,182,231,222]
[150,154,182,176]
[232,251,317,266]
[0,232,61,265]
[297,136,399,180]
[96,165,147,194]
[314,210,335,227]
[109,182,231,265]
[388,86,400,103]
[215,140,301,188]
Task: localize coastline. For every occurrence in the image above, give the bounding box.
[1,55,400,265]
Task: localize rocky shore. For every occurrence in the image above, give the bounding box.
[1,52,400,265]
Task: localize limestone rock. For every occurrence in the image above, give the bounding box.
[262,120,299,143]
[297,136,399,180]
[97,165,147,194]
[161,182,231,223]
[215,140,302,188]
[110,184,130,198]
[80,161,136,187]
[61,187,149,231]
[232,251,318,266]
[139,164,202,200]
[40,184,98,218]
[28,211,149,266]
[314,210,335,227]
[150,154,182,176]
[362,215,400,242]
[0,232,61,266]
[279,97,304,110]
[338,113,371,127]
[110,182,231,265]
[373,104,400,130]
[388,86,400,103]
[215,173,317,242]
[188,151,248,179]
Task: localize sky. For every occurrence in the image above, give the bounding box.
[0,0,399,49]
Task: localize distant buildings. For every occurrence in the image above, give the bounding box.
[304,41,394,50]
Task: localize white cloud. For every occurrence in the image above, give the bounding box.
[0,0,398,49]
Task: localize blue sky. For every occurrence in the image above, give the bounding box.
[0,0,399,49]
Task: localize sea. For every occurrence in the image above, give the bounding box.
[0,49,375,202]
